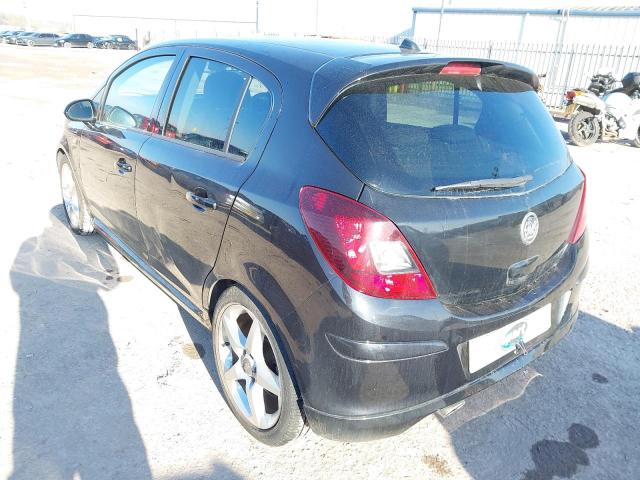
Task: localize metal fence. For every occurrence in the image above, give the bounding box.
[414,39,640,109]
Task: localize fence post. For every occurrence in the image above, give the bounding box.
[487,41,493,59]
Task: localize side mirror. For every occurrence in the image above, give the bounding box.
[64,99,96,122]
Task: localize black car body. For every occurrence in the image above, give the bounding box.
[95,35,137,50]
[17,32,60,46]
[5,31,33,44]
[57,38,588,444]
[56,33,96,48]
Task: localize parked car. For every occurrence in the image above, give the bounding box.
[0,30,22,43]
[17,32,60,47]
[57,38,588,446]
[95,35,137,50]
[55,33,96,48]
[5,31,33,44]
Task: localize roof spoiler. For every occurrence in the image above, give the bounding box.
[309,57,540,126]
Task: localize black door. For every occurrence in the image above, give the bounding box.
[135,49,278,306]
[80,52,178,251]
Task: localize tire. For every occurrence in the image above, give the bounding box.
[64,42,71,48]
[632,127,640,148]
[58,153,94,235]
[568,110,600,147]
[211,287,305,446]
[87,42,94,49]
[128,44,136,50]
[27,40,34,47]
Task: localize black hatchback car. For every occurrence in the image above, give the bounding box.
[95,35,137,50]
[56,33,96,48]
[58,38,588,445]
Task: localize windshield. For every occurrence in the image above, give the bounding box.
[317,73,569,195]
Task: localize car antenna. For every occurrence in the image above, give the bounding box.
[399,38,421,53]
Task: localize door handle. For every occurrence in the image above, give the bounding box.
[114,158,132,174]
[186,190,217,211]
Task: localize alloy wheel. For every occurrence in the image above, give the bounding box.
[60,163,80,229]
[215,303,281,430]
[576,117,597,141]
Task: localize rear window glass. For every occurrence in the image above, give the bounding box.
[317,74,569,195]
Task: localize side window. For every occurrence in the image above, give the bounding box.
[102,56,173,129]
[228,78,272,158]
[165,57,248,152]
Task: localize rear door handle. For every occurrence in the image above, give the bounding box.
[186,190,217,211]
[114,158,132,174]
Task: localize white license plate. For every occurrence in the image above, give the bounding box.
[468,304,552,374]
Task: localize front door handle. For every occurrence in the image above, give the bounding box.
[115,158,132,174]
[186,190,217,211]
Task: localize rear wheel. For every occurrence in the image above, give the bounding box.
[58,153,93,235]
[212,287,305,446]
[128,43,136,50]
[632,127,640,148]
[568,110,600,147]
[87,42,94,49]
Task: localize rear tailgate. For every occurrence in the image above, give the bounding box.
[315,60,584,310]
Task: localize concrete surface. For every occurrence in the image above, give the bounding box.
[0,45,638,480]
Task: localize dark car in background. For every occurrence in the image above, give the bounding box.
[55,33,96,48]
[4,31,33,44]
[95,35,137,50]
[57,38,588,446]
[17,32,60,47]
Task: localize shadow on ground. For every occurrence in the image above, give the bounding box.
[435,311,639,479]
[8,207,152,479]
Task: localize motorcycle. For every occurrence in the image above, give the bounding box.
[565,72,640,147]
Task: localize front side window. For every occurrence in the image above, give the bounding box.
[165,57,248,152]
[102,56,173,129]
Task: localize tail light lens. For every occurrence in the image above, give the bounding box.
[565,90,577,100]
[568,170,587,244]
[299,186,436,300]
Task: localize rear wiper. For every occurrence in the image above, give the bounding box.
[432,175,532,192]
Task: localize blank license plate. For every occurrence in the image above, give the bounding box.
[468,304,552,374]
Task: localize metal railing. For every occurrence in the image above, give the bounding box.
[413,39,640,108]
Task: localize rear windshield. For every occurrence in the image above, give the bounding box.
[317,73,569,195]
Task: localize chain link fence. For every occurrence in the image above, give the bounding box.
[407,39,640,109]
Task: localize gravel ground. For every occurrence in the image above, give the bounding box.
[0,45,638,480]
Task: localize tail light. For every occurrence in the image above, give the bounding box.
[568,170,587,244]
[299,186,436,300]
[440,62,481,76]
[565,90,577,100]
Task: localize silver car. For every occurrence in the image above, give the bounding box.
[18,32,60,47]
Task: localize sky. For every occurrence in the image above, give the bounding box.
[2,0,638,38]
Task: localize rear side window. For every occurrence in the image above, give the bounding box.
[317,73,569,195]
[165,57,255,154]
[228,78,272,158]
[102,56,173,129]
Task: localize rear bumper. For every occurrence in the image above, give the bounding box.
[305,306,578,441]
[294,235,588,441]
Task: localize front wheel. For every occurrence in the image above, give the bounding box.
[568,110,600,147]
[63,42,71,48]
[27,40,34,47]
[58,153,94,235]
[212,287,305,446]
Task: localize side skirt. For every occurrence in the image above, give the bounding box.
[93,218,211,330]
